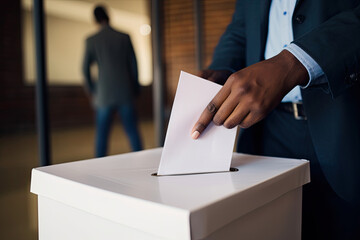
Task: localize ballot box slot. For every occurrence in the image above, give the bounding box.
[151,167,238,177]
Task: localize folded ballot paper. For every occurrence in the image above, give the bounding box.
[157,71,237,176]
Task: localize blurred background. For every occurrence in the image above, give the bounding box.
[0,0,235,239]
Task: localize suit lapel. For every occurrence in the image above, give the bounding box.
[259,0,272,59]
[247,0,305,63]
[294,0,304,14]
[246,0,271,63]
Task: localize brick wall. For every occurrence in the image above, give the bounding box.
[203,0,236,67]
[163,0,196,106]
[0,0,35,132]
[163,0,236,106]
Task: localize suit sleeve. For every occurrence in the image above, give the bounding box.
[293,3,360,98]
[208,0,247,72]
[128,36,140,96]
[82,38,96,94]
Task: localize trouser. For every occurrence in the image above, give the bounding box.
[95,103,143,157]
[237,107,360,240]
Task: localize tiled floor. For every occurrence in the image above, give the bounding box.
[0,120,155,240]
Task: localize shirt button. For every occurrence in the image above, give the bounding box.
[295,15,305,24]
[350,73,359,82]
[345,73,358,84]
[283,11,287,15]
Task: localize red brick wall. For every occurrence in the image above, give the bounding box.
[163,0,196,106]
[0,0,36,132]
[203,0,236,67]
[162,0,236,106]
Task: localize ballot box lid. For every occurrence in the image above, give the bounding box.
[31,148,309,240]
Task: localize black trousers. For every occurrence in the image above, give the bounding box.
[237,108,360,240]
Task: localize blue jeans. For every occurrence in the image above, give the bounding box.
[95,103,142,157]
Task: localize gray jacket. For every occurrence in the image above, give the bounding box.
[82,25,139,107]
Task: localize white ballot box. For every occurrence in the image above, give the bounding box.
[31,148,310,240]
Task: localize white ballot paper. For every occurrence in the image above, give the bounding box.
[157,71,237,175]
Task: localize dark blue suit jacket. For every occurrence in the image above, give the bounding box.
[209,0,360,204]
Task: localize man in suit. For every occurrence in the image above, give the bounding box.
[82,5,142,157]
[191,0,360,239]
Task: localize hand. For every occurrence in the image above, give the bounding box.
[191,50,308,139]
[198,69,233,85]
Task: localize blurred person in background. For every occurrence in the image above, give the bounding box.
[82,5,142,157]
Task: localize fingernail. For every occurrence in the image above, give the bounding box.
[191,131,200,139]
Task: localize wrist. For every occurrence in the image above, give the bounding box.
[279,50,309,87]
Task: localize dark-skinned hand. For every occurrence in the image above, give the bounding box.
[191,50,309,139]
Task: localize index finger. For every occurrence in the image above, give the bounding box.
[191,88,230,139]
[191,101,217,139]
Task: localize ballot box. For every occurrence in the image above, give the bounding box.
[30,148,310,240]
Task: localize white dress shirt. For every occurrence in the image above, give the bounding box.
[264,0,326,102]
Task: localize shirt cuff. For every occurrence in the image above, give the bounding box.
[285,43,326,88]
